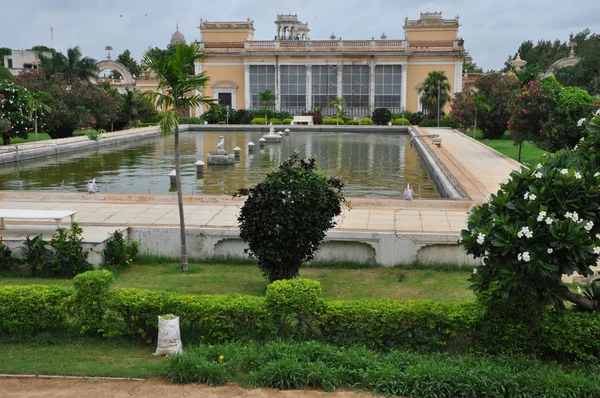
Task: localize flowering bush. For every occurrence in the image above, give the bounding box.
[0,79,32,144]
[508,76,597,151]
[461,115,600,311]
[101,230,140,272]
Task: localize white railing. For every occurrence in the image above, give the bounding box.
[244,40,408,50]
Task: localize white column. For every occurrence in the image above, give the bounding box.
[194,61,203,116]
[244,65,250,108]
[275,63,281,111]
[306,64,312,111]
[401,62,407,111]
[337,63,343,98]
[454,60,463,93]
[369,59,375,112]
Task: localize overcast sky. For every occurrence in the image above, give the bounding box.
[3,0,599,71]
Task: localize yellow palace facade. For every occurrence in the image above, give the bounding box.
[193,12,470,117]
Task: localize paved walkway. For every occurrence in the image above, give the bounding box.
[0,128,522,235]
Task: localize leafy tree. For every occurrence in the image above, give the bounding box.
[461,113,600,311]
[235,153,346,282]
[39,46,98,82]
[0,79,32,144]
[419,71,451,119]
[508,76,596,152]
[451,73,519,139]
[111,49,141,79]
[29,45,53,53]
[142,43,214,272]
[118,88,145,126]
[143,46,194,75]
[201,103,223,124]
[329,96,346,123]
[259,89,276,123]
[463,60,483,73]
[0,65,13,81]
[371,108,392,125]
[0,47,11,58]
[231,108,252,124]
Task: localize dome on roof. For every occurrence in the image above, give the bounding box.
[170,24,186,46]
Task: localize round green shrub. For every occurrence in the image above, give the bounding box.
[269,118,283,124]
[347,119,360,125]
[372,108,392,125]
[393,118,410,125]
[359,118,374,125]
[250,117,266,125]
[323,118,345,125]
[282,118,293,125]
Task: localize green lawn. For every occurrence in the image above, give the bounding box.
[7,129,89,145]
[0,339,165,378]
[467,129,547,166]
[0,262,475,302]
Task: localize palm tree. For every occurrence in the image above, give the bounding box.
[39,46,98,82]
[142,43,214,272]
[329,96,346,125]
[420,71,451,123]
[26,92,51,141]
[259,89,276,123]
[118,88,144,127]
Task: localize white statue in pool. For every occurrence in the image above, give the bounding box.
[403,183,413,200]
[87,178,99,194]
[216,136,225,151]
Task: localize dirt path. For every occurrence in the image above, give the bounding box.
[0,377,380,398]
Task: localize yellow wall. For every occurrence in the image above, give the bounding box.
[406,29,457,41]
[202,64,245,110]
[202,31,253,42]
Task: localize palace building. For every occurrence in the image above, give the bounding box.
[194,12,470,116]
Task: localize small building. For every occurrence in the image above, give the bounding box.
[3,49,51,76]
[193,12,470,116]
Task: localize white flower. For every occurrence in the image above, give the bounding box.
[483,194,492,204]
[523,192,530,200]
[575,172,582,179]
[585,221,594,231]
[545,217,553,225]
[477,233,486,245]
[547,248,554,254]
[517,226,533,239]
[534,172,542,178]
[594,247,600,255]
[561,169,569,175]
[581,137,585,142]
[484,250,489,256]
[573,145,579,151]
[577,118,586,127]
[537,211,547,222]
[528,193,537,201]
[501,178,510,185]
[596,108,600,116]
[565,212,579,222]
[472,268,478,275]
[536,163,543,170]
[518,251,531,262]
[595,172,600,177]
[577,286,582,295]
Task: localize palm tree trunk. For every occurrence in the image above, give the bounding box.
[174,126,188,272]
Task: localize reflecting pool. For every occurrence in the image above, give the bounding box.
[0,130,439,198]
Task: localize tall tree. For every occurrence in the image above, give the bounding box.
[116,49,141,77]
[420,71,451,119]
[142,43,214,272]
[463,60,483,73]
[118,88,145,126]
[39,46,98,82]
[259,89,276,123]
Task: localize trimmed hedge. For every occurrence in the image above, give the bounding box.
[2,272,600,362]
[268,118,283,124]
[282,118,293,125]
[323,118,345,125]
[250,117,266,125]
[393,118,410,125]
[359,117,374,125]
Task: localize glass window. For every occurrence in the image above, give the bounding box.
[249,65,276,107]
[374,65,402,108]
[312,65,338,108]
[342,65,370,108]
[280,65,307,108]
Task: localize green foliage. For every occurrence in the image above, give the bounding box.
[268,118,282,124]
[165,340,600,396]
[408,111,425,125]
[371,108,392,125]
[359,117,374,125]
[329,96,346,119]
[250,117,266,125]
[393,117,410,125]
[265,278,322,339]
[86,129,100,141]
[115,49,141,77]
[258,89,276,107]
[73,270,115,335]
[460,118,600,311]
[305,112,323,125]
[0,237,15,275]
[49,222,92,278]
[231,109,253,124]
[0,64,14,82]
[322,118,345,125]
[101,230,139,272]
[38,46,98,82]
[201,104,223,124]
[282,118,292,125]
[178,117,204,124]
[0,285,73,337]
[234,154,346,282]
[346,119,359,125]
[21,234,52,276]
[0,79,32,144]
